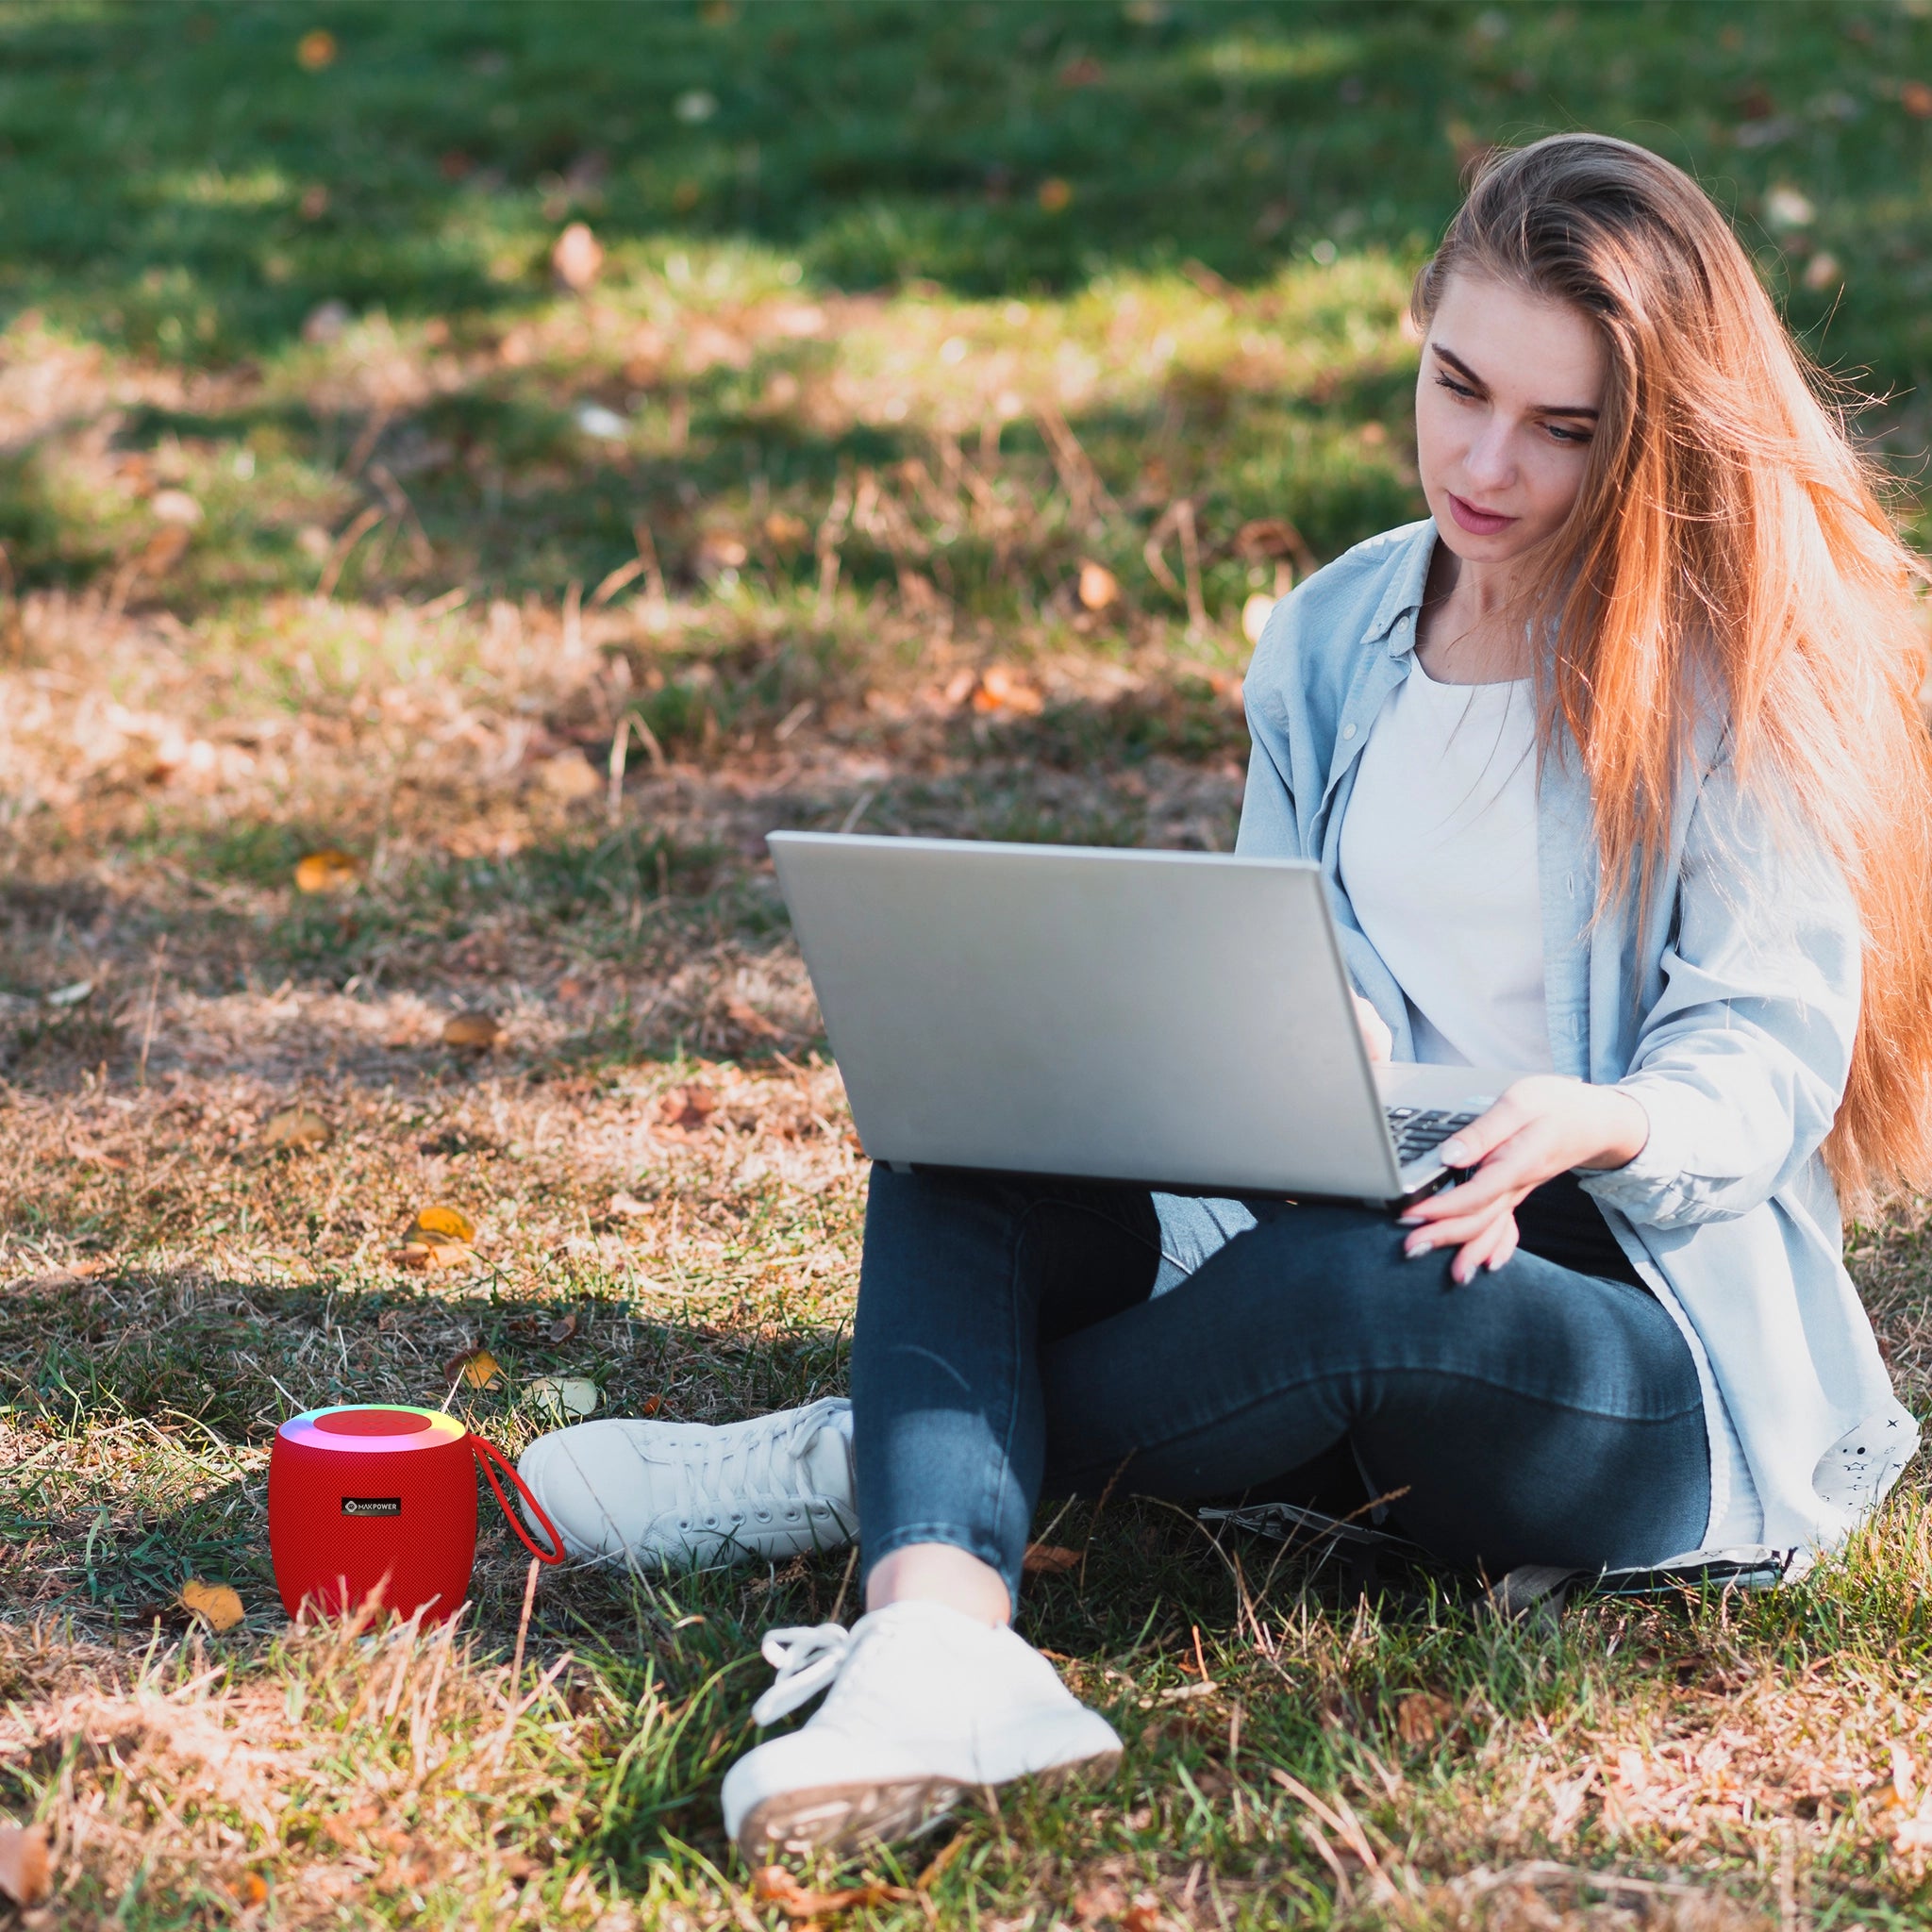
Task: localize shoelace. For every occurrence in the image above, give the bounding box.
[658,1399,849,1528]
[752,1621,852,1725]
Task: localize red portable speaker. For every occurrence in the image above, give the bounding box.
[268,1405,564,1624]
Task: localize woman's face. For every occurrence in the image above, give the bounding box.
[1413,271,1606,566]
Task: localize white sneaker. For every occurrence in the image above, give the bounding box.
[516,1397,858,1571]
[722,1600,1123,1859]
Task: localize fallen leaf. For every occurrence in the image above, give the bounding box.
[442,1345,503,1390]
[391,1240,473,1273]
[658,1085,718,1132]
[1077,560,1120,610]
[538,749,601,800]
[696,530,751,574]
[150,488,203,526]
[0,1823,50,1907]
[1023,1542,1081,1574]
[552,221,605,291]
[1242,591,1277,644]
[261,1107,331,1152]
[410,1204,477,1244]
[441,1011,502,1051]
[762,510,808,548]
[1038,176,1074,212]
[44,978,93,1008]
[724,996,780,1039]
[1905,79,1932,118]
[546,1311,578,1342]
[1803,250,1842,291]
[527,1375,598,1421]
[753,1866,914,1920]
[972,664,1044,715]
[1074,1882,1128,1925]
[296,27,337,69]
[239,1872,269,1907]
[608,1190,653,1217]
[293,848,361,893]
[575,402,628,441]
[1395,1690,1457,1744]
[180,1579,245,1632]
[139,526,192,575]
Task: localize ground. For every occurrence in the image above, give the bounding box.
[5,3,1932,1926]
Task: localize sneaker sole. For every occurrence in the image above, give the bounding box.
[736,1748,1122,1861]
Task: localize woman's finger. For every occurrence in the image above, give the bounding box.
[1445,1208,1520,1284]
[1402,1140,1545,1223]
[1406,1200,1524,1256]
[1431,1085,1534,1169]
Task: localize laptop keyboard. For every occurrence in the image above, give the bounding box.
[1384,1106,1481,1169]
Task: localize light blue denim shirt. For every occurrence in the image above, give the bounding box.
[1208,516,1916,1565]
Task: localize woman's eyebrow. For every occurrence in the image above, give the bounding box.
[1432,342,1600,419]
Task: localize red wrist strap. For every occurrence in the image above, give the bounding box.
[471,1436,567,1564]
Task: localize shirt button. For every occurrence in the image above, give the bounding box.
[1341,723,1357,741]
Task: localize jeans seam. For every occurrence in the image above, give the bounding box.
[1053,1363,1706,1486]
[985,1191,1160,1574]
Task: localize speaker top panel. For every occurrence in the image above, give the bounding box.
[278,1405,466,1454]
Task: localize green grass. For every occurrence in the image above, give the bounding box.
[2,2,1931,1926]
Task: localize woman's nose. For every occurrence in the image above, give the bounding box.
[1462,426,1516,492]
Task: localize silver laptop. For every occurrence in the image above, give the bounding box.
[767,832,1520,1209]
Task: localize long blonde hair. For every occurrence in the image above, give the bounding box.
[1412,133,1932,1211]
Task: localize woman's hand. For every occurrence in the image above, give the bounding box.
[1398,1075,1650,1284]
[1352,993,1393,1064]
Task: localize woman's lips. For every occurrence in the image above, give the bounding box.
[1446,492,1517,536]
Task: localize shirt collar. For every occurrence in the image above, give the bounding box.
[1361,519,1440,654]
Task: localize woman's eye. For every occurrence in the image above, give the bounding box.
[1545,423,1592,445]
[1434,375,1477,400]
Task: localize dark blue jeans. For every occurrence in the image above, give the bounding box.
[849,1166,1710,1609]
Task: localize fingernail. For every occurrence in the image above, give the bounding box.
[1398,1211,1424,1225]
[1439,1139,1468,1166]
[1452,1261,1471,1284]
[1404,1234,1428,1257]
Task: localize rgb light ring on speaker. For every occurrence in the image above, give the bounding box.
[276,1406,466,1455]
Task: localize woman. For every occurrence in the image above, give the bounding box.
[520,133,1932,1862]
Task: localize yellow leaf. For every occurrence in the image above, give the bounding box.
[0,1823,50,1907]
[1076,561,1119,610]
[527,1375,598,1420]
[295,28,337,70]
[1038,177,1074,212]
[180,1579,244,1632]
[409,1204,476,1244]
[293,849,361,894]
[441,1012,502,1051]
[261,1107,331,1152]
[461,1349,503,1390]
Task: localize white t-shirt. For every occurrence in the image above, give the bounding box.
[1337,658,1552,1071]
